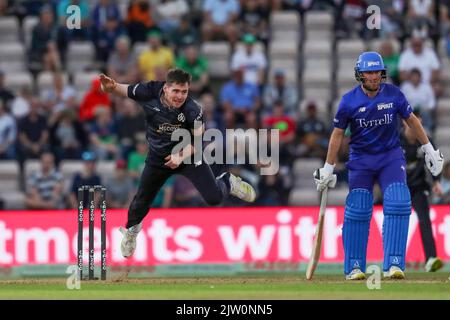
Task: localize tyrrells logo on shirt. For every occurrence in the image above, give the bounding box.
[356,114,393,128]
[377,102,393,110]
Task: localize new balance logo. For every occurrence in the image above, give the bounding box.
[359,107,366,113]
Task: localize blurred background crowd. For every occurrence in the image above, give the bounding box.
[0,0,450,210]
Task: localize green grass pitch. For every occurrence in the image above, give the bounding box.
[0,273,449,300]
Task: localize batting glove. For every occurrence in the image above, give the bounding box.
[313,162,337,192]
[422,142,444,176]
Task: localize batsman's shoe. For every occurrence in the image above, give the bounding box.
[345,268,366,280]
[119,226,139,258]
[229,173,256,202]
[383,266,405,279]
[425,257,443,272]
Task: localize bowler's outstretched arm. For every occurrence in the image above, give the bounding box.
[99,74,128,97]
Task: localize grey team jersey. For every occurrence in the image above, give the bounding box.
[127,81,204,166]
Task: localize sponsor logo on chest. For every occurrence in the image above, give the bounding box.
[377,102,393,111]
[356,114,394,128]
[157,123,182,134]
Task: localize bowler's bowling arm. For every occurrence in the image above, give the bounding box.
[109,83,129,97]
[99,74,128,97]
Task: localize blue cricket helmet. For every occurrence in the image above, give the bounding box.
[354,51,387,82]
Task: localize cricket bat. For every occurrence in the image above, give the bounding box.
[305,186,330,280]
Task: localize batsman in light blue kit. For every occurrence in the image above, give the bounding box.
[314,52,444,280]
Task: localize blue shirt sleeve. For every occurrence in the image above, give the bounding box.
[220,83,231,104]
[334,98,350,129]
[397,90,413,119]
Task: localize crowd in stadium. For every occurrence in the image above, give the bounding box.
[0,0,450,210]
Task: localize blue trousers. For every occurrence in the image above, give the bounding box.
[343,147,411,274]
[347,147,406,193]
